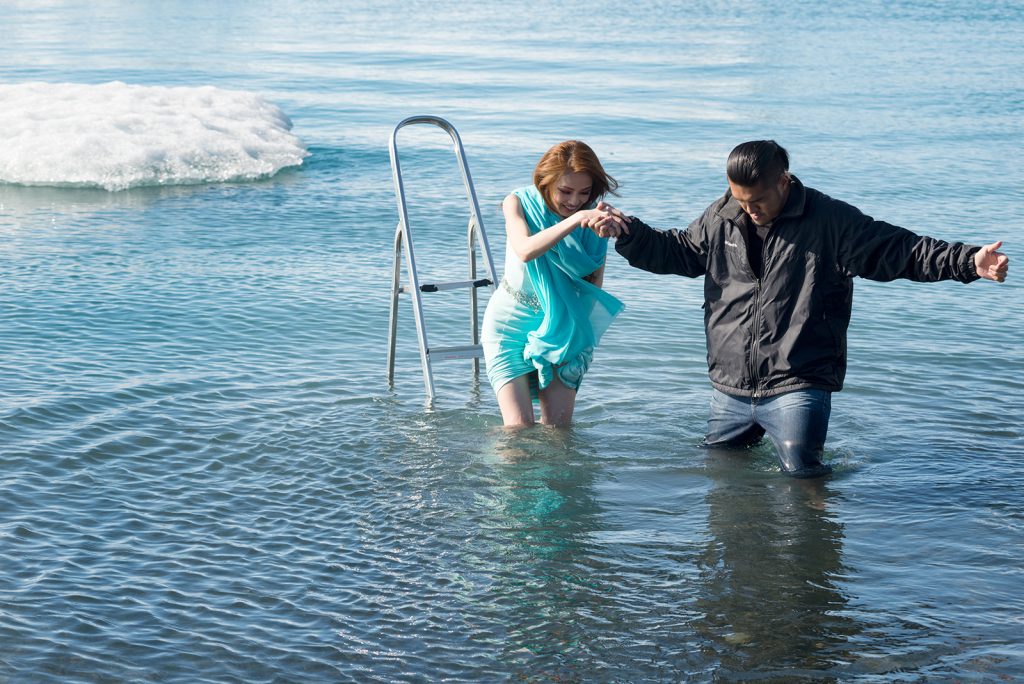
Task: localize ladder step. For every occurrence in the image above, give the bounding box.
[399,278,493,294]
[427,344,484,361]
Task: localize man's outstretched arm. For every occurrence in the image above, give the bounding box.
[587,202,708,278]
[836,203,1009,285]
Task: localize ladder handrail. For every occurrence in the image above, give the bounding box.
[386,116,498,401]
[388,116,497,279]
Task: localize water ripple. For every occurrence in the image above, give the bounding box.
[1,0,1023,681]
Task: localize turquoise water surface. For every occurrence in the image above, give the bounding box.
[2,1,1023,681]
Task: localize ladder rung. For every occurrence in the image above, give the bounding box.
[427,344,484,360]
[399,279,492,294]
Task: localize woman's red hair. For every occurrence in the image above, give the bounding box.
[533,140,618,214]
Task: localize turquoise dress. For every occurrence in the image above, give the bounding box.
[481,185,625,398]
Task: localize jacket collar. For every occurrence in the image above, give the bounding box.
[717,175,807,224]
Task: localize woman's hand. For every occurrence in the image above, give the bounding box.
[580,202,630,238]
[575,208,611,227]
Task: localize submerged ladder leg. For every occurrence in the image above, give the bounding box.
[386,115,498,401]
[386,225,402,386]
[404,218,435,399]
[468,216,481,376]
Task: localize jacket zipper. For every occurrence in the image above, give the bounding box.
[749,278,763,399]
[749,228,773,399]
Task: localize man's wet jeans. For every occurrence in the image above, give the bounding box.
[705,388,833,478]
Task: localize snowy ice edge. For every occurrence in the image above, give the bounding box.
[0,82,310,192]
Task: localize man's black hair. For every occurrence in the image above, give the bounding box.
[726,140,790,187]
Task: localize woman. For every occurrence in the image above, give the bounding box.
[482,140,625,427]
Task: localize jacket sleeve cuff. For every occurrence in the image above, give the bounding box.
[615,217,642,246]
[960,246,982,283]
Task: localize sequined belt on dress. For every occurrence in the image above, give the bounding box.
[501,278,542,312]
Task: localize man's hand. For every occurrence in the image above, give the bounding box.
[975,241,1009,282]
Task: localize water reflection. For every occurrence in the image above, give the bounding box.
[0,169,304,218]
[694,458,858,679]
[483,428,606,673]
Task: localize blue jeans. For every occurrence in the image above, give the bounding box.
[705,388,833,478]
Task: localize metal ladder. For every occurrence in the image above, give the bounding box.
[386,116,499,401]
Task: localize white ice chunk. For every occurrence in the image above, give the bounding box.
[0,82,309,191]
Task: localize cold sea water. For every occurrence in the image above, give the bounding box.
[1,1,1022,681]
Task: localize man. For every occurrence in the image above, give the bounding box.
[591,140,1009,478]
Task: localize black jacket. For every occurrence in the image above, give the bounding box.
[615,177,981,398]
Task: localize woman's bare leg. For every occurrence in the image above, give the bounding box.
[539,375,577,426]
[496,375,535,427]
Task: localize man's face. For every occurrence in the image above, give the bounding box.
[728,174,791,226]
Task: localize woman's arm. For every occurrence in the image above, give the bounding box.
[583,263,605,288]
[503,194,611,263]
